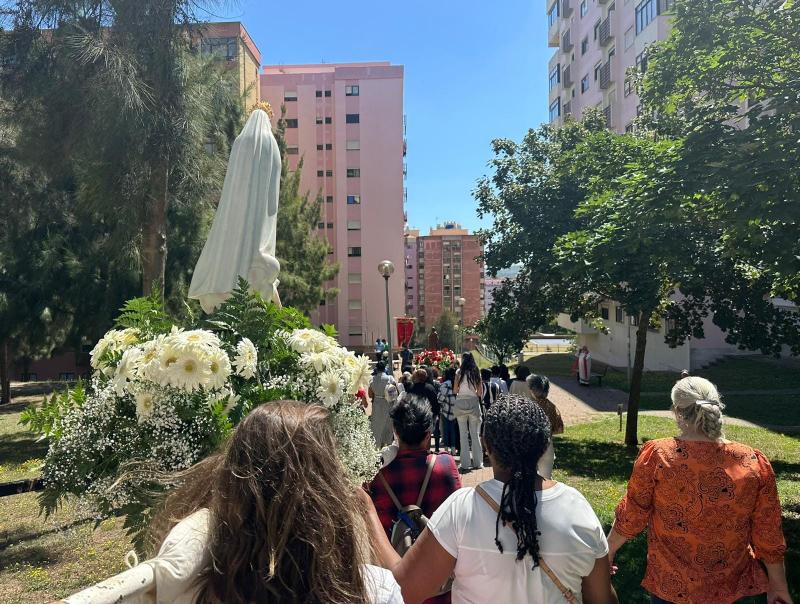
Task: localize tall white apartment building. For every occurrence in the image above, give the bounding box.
[546,0,674,132]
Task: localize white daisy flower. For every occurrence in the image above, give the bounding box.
[233,338,258,379]
[173,329,221,350]
[111,347,143,395]
[317,370,343,408]
[169,353,211,392]
[206,347,232,390]
[134,390,156,423]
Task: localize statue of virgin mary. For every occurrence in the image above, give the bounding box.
[189,105,282,313]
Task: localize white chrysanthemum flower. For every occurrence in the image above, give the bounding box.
[137,335,165,381]
[351,354,373,393]
[134,390,156,423]
[317,370,343,408]
[233,338,258,379]
[287,329,336,354]
[300,350,333,373]
[89,328,140,370]
[169,353,211,392]
[155,344,182,388]
[112,347,143,395]
[172,329,221,350]
[206,347,232,390]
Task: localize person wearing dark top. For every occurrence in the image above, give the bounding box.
[369,395,461,604]
[401,346,414,368]
[498,364,512,391]
[409,369,441,452]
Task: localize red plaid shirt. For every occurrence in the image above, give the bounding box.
[370,449,460,604]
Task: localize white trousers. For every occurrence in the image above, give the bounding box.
[454,400,483,470]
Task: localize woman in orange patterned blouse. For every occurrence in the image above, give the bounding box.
[608,377,791,604]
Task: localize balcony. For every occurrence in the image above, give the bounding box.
[561,0,574,17]
[561,29,573,53]
[599,59,613,89]
[603,104,613,128]
[563,64,573,88]
[599,16,613,46]
[598,0,611,4]
[548,2,560,47]
[563,101,572,116]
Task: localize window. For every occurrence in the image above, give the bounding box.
[635,0,658,34]
[325,170,333,177]
[324,90,331,97]
[630,314,639,327]
[346,140,361,150]
[326,196,333,203]
[286,119,298,128]
[59,372,76,381]
[594,61,603,81]
[593,19,601,40]
[345,113,360,124]
[624,25,634,49]
[345,85,360,96]
[581,36,589,55]
[316,117,323,125]
[624,77,634,97]
[348,272,362,284]
[347,195,361,204]
[625,121,635,133]
[318,222,325,229]
[615,306,624,323]
[286,146,299,155]
[549,65,560,91]
[348,326,363,336]
[326,143,333,150]
[635,51,648,73]
[347,168,361,178]
[547,1,560,27]
[200,37,237,61]
[601,307,610,320]
[284,91,297,102]
[347,247,362,257]
[581,75,590,93]
[316,144,324,150]
[324,117,332,124]
[317,170,324,177]
[549,98,561,122]
[326,222,334,229]
[315,90,322,98]
[347,220,361,231]
[580,0,588,16]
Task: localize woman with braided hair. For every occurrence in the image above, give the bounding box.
[361,393,618,604]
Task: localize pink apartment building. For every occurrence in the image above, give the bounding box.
[547,0,674,132]
[404,228,420,320]
[260,62,406,351]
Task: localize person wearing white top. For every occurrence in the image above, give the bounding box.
[361,393,617,604]
[140,401,404,604]
[452,352,485,471]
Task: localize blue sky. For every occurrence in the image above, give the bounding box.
[213,0,550,234]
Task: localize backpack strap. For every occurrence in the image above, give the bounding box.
[416,454,437,507]
[474,483,578,604]
[378,472,404,512]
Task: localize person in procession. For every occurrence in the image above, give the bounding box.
[361,393,618,604]
[438,367,459,457]
[509,364,532,398]
[142,401,403,604]
[490,365,509,394]
[453,352,484,472]
[526,374,564,480]
[370,361,400,447]
[608,377,790,604]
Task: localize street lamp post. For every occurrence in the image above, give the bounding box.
[378,260,395,369]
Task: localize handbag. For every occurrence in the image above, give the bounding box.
[474,484,579,604]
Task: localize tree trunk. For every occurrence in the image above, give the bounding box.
[624,309,652,447]
[141,160,169,297]
[0,339,10,405]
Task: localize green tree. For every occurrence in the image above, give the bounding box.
[640,0,800,301]
[272,111,339,314]
[431,311,459,351]
[475,287,532,364]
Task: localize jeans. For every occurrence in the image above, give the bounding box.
[432,413,441,451]
[454,398,483,469]
[442,417,458,450]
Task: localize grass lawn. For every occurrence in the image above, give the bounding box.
[554,415,800,603]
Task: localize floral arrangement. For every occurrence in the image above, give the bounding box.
[414,347,457,371]
[22,282,378,549]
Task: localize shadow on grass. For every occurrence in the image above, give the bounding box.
[0,434,48,467]
[0,518,92,551]
[556,438,637,481]
[0,401,36,416]
[0,542,65,569]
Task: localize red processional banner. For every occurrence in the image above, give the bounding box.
[396,317,415,348]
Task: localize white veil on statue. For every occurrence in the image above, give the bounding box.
[189,108,282,313]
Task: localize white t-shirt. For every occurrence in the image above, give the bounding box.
[427,480,608,604]
[134,509,403,604]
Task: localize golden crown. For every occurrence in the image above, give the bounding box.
[250,101,274,119]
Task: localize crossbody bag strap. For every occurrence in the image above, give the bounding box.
[378,472,404,512]
[474,483,578,604]
[416,454,437,507]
